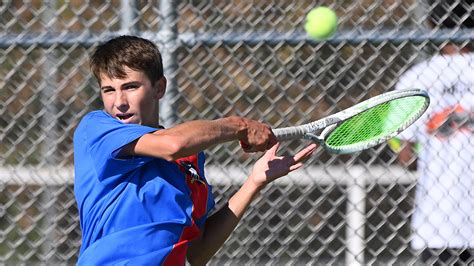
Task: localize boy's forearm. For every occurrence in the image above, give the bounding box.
[186,180,261,265]
[398,142,414,165]
[130,117,249,160]
[154,117,248,153]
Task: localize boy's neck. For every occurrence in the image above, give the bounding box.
[441,44,471,55]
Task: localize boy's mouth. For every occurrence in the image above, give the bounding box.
[116,113,134,121]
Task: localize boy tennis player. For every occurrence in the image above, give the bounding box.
[73,35,316,265]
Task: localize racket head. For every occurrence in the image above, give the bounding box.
[318,89,430,154]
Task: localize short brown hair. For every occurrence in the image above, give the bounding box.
[90,35,164,85]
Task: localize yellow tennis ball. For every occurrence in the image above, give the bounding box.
[305,6,338,40]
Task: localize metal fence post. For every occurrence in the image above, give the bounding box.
[120,0,137,34]
[345,167,367,266]
[39,0,58,262]
[158,0,179,127]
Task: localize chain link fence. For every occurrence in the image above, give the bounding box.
[1,0,472,264]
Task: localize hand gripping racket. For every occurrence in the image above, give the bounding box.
[273,89,430,154]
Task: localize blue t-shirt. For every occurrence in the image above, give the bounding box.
[73,111,215,265]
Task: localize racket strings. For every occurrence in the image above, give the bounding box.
[325,96,428,149]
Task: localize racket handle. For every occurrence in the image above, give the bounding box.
[273,126,306,141]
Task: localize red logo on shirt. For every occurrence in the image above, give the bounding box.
[163,155,209,265]
[426,104,473,138]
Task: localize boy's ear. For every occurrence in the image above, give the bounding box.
[155,77,167,99]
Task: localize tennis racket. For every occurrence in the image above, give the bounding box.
[273,89,430,154]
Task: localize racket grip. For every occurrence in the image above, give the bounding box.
[273,127,306,141]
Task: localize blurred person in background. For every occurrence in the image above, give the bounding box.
[73,35,316,265]
[395,0,474,264]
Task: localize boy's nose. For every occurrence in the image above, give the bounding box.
[114,91,128,110]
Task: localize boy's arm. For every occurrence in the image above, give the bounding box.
[396,141,418,171]
[398,142,413,165]
[186,143,317,265]
[121,116,277,161]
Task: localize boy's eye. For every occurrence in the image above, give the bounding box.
[102,88,114,93]
[125,84,139,90]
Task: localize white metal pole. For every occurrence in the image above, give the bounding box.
[120,0,136,34]
[345,167,366,266]
[158,0,179,127]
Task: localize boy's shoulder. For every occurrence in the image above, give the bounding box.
[82,110,109,120]
[77,110,112,126]
[74,110,110,136]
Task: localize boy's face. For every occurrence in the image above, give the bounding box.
[99,67,166,127]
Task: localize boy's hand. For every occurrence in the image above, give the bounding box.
[239,119,277,152]
[248,143,317,189]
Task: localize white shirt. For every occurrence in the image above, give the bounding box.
[395,52,474,249]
